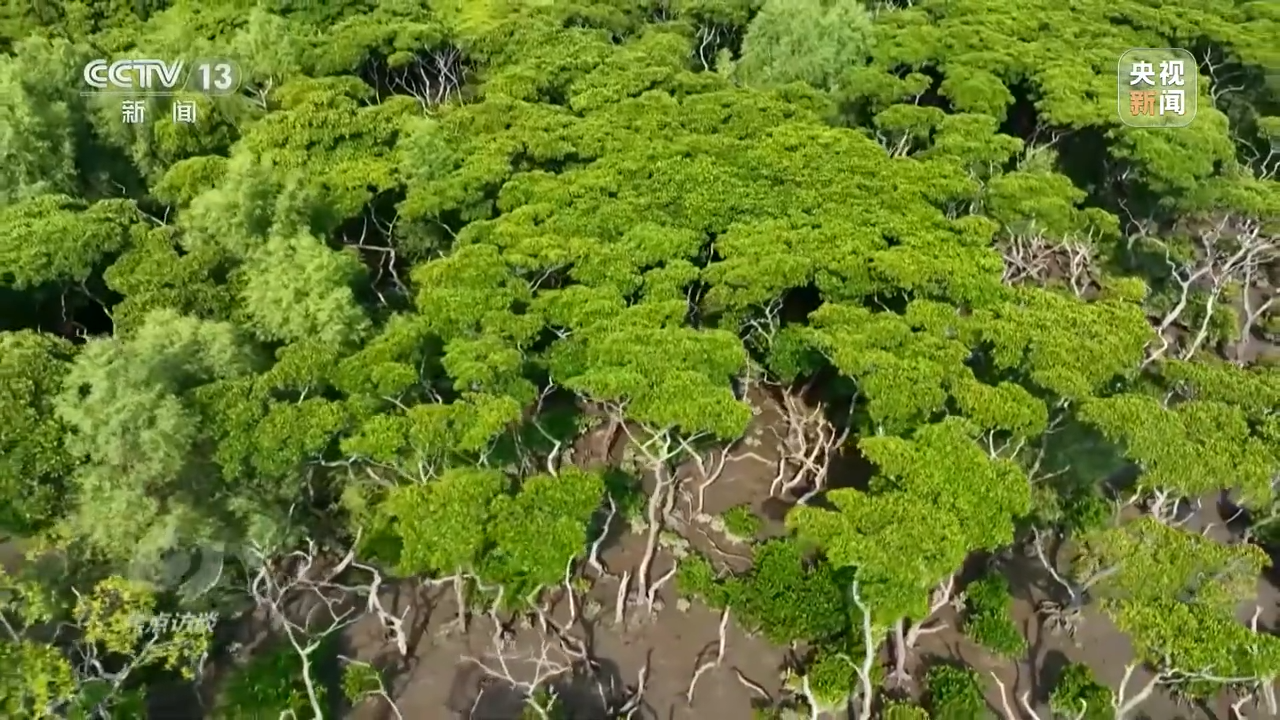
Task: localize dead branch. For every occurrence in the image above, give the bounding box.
[796,675,824,720]
[768,389,855,503]
[991,672,1026,720]
[561,557,579,627]
[1142,216,1278,366]
[682,439,730,515]
[998,230,1097,297]
[423,573,470,633]
[338,655,405,720]
[693,24,727,72]
[463,627,574,720]
[348,560,411,656]
[1022,690,1057,720]
[1236,260,1277,363]
[647,564,677,609]
[905,576,956,647]
[247,540,364,719]
[888,576,955,686]
[614,655,651,718]
[620,420,703,613]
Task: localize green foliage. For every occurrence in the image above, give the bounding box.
[0,331,76,534]
[969,289,1151,402]
[0,570,211,716]
[51,310,264,573]
[0,195,138,289]
[803,646,856,709]
[388,467,605,604]
[233,76,414,218]
[721,503,760,539]
[340,660,387,706]
[925,663,989,720]
[678,539,853,645]
[239,232,371,349]
[788,419,1029,626]
[1049,662,1114,720]
[215,643,325,719]
[0,640,76,716]
[735,0,875,92]
[0,38,88,203]
[1076,518,1280,689]
[961,573,1026,658]
[882,701,931,720]
[1079,393,1277,506]
[1079,517,1267,615]
[3,0,1278,709]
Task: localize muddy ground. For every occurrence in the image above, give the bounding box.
[149,389,1276,719]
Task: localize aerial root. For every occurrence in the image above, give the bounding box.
[560,557,580,626]
[463,630,573,720]
[732,667,771,701]
[647,565,677,609]
[990,671,1046,720]
[767,390,853,502]
[586,495,617,578]
[613,656,652,718]
[686,606,731,704]
[349,560,411,656]
[614,571,630,626]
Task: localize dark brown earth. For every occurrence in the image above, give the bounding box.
[113,387,1278,718]
[327,391,1274,720]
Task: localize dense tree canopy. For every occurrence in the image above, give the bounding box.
[0,0,1276,717]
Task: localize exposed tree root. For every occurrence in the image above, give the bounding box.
[686,606,731,704]
[767,388,855,503]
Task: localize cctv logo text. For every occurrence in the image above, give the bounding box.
[83,59,186,92]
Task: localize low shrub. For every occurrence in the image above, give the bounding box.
[963,574,1027,658]
[1049,662,1113,720]
[925,662,988,720]
[215,642,328,719]
[676,539,851,644]
[882,701,931,720]
[723,503,762,539]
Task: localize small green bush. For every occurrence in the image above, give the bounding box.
[1049,662,1113,720]
[963,574,1027,658]
[675,552,727,604]
[882,701,931,720]
[215,643,326,719]
[805,646,856,708]
[925,663,988,720]
[677,539,852,644]
[722,503,761,539]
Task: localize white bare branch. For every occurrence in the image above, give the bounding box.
[849,581,880,720]
[768,389,855,504]
[338,656,405,720]
[1114,662,1164,719]
[1142,216,1278,366]
[686,606,731,704]
[463,628,574,720]
[246,540,365,719]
